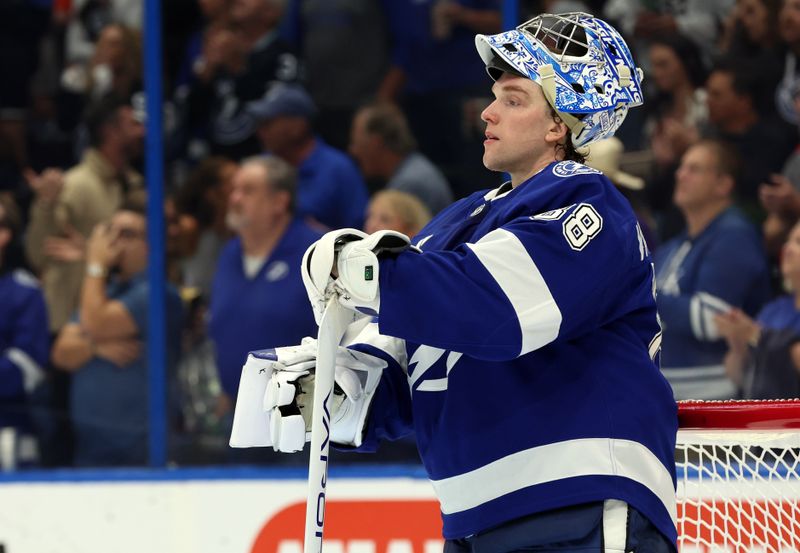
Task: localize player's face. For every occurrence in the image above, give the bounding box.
[481,73,562,184]
[673,145,724,211]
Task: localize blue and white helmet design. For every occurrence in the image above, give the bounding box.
[475,12,644,147]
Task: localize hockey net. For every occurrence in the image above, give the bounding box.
[677,399,800,553]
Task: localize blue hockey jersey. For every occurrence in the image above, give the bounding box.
[654,207,771,400]
[0,269,49,430]
[209,219,321,397]
[350,161,678,543]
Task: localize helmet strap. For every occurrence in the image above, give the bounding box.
[539,63,586,140]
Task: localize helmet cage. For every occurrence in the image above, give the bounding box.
[476,12,644,147]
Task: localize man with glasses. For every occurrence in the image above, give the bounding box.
[51,195,183,467]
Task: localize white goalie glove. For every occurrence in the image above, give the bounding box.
[301,229,418,323]
[229,337,386,452]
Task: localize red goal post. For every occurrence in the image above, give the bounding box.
[676,399,800,553]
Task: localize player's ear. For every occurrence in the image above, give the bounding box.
[544,114,568,148]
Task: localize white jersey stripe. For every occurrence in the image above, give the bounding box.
[430,437,677,525]
[467,229,562,356]
[5,348,45,393]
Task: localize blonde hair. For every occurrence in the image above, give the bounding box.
[369,189,432,236]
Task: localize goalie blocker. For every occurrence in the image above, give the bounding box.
[229,337,386,452]
[231,228,416,451]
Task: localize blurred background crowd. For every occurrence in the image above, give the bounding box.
[2,0,800,470]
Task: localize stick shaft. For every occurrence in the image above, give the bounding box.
[304,298,349,553]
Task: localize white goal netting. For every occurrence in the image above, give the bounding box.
[677,400,800,553]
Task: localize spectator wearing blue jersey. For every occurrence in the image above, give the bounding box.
[716,219,800,399]
[0,195,49,469]
[51,196,183,467]
[179,0,301,161]
[208,156,320,420]
[655,139,771,400]
[248,83,369,230]
[236,13,679,552]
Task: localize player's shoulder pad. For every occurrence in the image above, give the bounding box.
[12,269,40,289]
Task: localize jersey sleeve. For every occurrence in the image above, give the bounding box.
[344,320,414,451]
[378,198,646,361]
[656,232,768,342]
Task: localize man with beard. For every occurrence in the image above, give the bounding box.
[208,156,320,430]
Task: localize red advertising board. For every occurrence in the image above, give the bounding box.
[251,500,444,553]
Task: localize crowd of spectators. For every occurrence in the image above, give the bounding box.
[2,0,800,469]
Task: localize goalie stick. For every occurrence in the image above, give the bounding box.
[304,296,351,553]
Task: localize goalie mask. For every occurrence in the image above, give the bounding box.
[475,12,644,147]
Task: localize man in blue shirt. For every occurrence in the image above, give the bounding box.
[209,156,320,411]
[248,83,368,229]
[655,139,771,400]
[51,196,183,467]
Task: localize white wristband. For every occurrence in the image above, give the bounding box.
[86,263,106,278]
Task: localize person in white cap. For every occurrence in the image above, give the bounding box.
[235,12,678,552]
